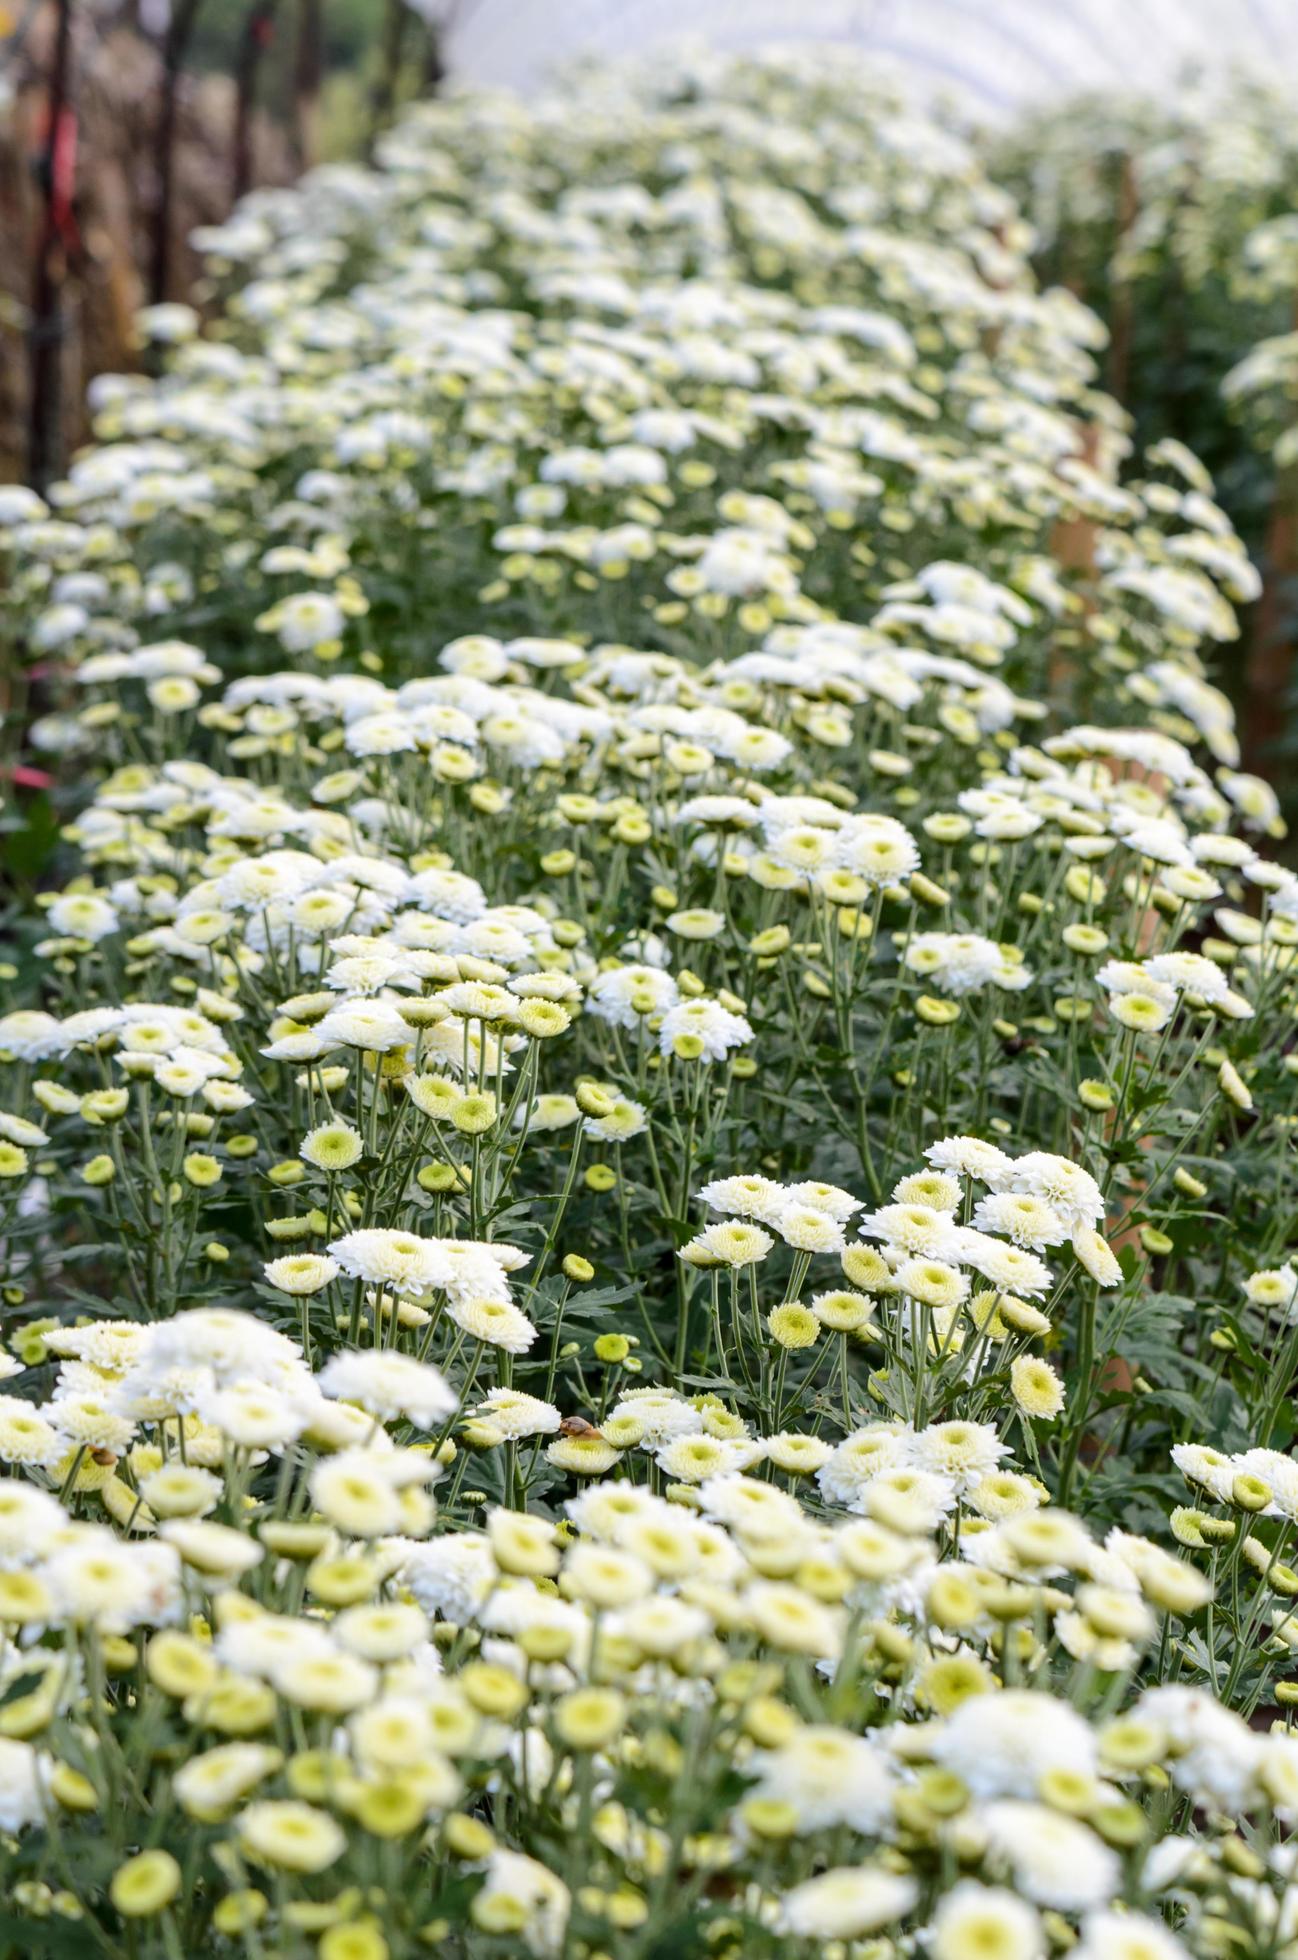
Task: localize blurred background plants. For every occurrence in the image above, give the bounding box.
[0,0,456,490]
[10,18,1298,819]
[996,84,1298,812]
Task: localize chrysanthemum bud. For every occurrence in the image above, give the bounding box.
[1076,1079,1114,1114]
[1218,1058,1253,1110]
[1232,1474,1272,1513]
[110,1850,181,1919]
[182,1153,222,1189]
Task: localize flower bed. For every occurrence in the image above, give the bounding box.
[0,48,1295,1960]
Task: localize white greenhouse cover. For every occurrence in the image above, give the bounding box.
[440,0,1294,115]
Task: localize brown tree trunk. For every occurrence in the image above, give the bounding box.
[148,0,204,305]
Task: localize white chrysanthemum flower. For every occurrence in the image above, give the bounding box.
[446,1296,537,1353]
[473,1849,570,1959]
[931,1884,1043,1960]
[0,1482,66,1559]
[46,892,119,942]
[833,813,921,887]
[958,1234,1053,1297]
[698,1472,806,1544]
[972,1191,1068,1250]
[1232,1447,1298,1520]
[1007,1152,1105,1232]
[1137,1684,1261,1810]
[1072,1227,1123,1288]
[656,1433,759,1482]
[1144,950,1232,1005]
[1242,1264,1298,1313]
[860,1202,963,1256]
[968,1470,1043,1521]
[328,1228,450,1297]
[893,1257,970,1311]
[43,1393,135,1454]
[913,1419,1008,1494]
[0,1011,63,1061]
[1074,1910,1189,1960]
[752,1725,894,1833]
[816,1424,913,1505]
[144,1309,304,1389]
[1171,1442,1237,1504]
[471,1389,561,1442]
[0,1399,67,1468]
[400,1534,494,1621]
[658,996,753,1061]
[313,999,412,1052]
[203,1382,308,1449]
[696,1173,787,1222]
[980,1802,1120,1911]
[779,1868,918,1940]
[931,1689,1098,1799]
[926,1135,1015,1184]
[310,1451,406,1538]
[891,1169,961,1211]
[609,1388,704,1447]
[0,1740,50,1834]
[782,1179,863,1221]
[583,1096,648,1143]
[1110,990,1175,1034]
[775,1203,846,1254]
[904,931,1032,995]
[318,1351,457,1428]
[174,1741,284,1821]
[690,1219,775,1267]
[264,1253,340,1295]
[862,1464,957,1530]
[45,1531,182,1632]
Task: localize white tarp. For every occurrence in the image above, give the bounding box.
[437,1,1295,116]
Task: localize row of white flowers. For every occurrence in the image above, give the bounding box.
[0,46,1293,1960]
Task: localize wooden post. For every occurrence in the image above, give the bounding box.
[366,0,408,160]
[232,0,279,204]
[1106,151,1137,405]
[422,13,446,92]
[148,0,203,306]
[1243,293,1298,777]
[27,0,74,492]
[1245,489,1296,773]
[292,0,322,172]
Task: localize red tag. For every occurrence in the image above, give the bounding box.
[50,104,79,247]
